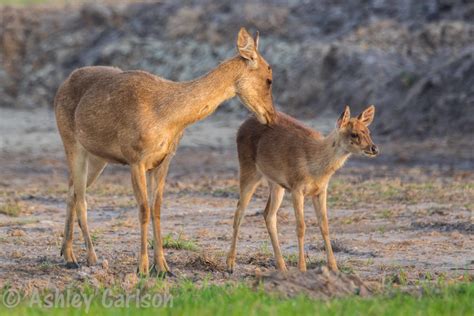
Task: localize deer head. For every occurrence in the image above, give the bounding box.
[235,27,276,125]
[336,105,379,157]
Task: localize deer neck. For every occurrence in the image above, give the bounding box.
[169,56,244,127]
[309,130,351,179]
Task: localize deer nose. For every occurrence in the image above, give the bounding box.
[371,145,379,155]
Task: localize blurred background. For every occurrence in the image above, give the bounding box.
[0,1,473,288]
[0,0,473,159]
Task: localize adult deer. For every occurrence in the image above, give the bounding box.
[226,106,378,273]
[54,27,275,276]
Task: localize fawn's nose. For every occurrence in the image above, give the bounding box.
[371,145,379,155]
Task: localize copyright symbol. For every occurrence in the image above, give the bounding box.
[3,289,21,308]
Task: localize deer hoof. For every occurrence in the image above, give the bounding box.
[150,264,175,278]
[86,254,98,266]
[65,261,80,269]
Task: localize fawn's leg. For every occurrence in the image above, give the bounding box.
[292,190,306,272]
[312,188,338,271]
[131,163,150,276]
[263,184,286,272]
[149,156,173,276]
[226,172,262,273]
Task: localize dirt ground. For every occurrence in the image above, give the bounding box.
[0,107,472,294]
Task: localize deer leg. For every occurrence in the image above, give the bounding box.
[86,155,107,188]
[61,178,79,269]
[74,155,107,266]
[312,188,338,271]
[72,148,99,266]
[292,191,306,272]
[263,184,286,272]
[149,156,173,277]
[131,163,150,276]
[226,172,261,273]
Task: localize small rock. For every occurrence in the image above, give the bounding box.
[9,229,26,237]
[102,259,109,270]
[11,250,22,258]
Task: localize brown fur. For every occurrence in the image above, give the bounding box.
[55,28,276,275]
[226,106,378,273]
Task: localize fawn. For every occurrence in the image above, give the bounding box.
[54,27,276,276]
[226,105,378,272]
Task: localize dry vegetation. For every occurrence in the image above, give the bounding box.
[0,1,473,313]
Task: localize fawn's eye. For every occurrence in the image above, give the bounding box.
[351,133,358,138]
[267,79,272,85]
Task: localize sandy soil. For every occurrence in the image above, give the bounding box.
[0,108,472,293]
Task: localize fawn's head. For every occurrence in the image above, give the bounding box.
[235,27,276,125]
[336,105,379,157]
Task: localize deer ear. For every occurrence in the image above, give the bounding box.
[336,105,351,129]
[357,105,375,126]
[237,27,258,65]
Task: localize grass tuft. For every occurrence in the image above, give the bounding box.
[0,201,22,217]
[149,232,198,251]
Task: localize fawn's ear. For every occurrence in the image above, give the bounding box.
[237,27,258,66]
[357,105,375,126]
[336,105,351,129]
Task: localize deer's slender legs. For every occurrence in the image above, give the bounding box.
[131,163,150,276]
[71,147,99,266]
[263,183,286,272]
[86,155,107,188]
[226,171,262,272]
[292,191,306,271]
[61,177,78,268]
[149,155,172,276]
[312,188,338,271]
[61,148,106,268]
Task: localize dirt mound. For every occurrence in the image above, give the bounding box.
[185,253,224,272]
[255,267,371,299]
[1,0,473,137]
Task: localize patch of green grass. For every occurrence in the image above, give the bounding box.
[379,209,393,219]
[211,185,239,198]
[384,268,409,286]
[1,281,473,315]
[339,262,355,274]
[259,240,272,256]
[365,258,375,266]
[90,231,99,243]
[0,201,22,217]
[149,232,198,251]
[284,253,298,266]
[39,261,53,272]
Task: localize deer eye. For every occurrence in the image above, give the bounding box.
[267,79,272,85]
[351,133,358,138]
